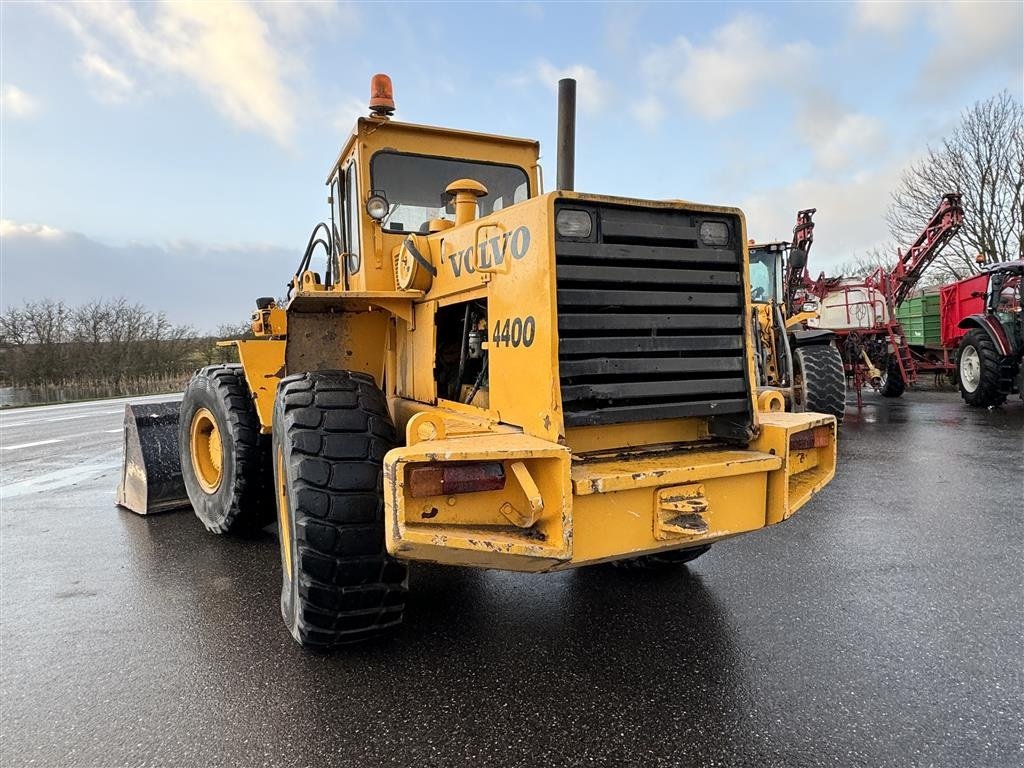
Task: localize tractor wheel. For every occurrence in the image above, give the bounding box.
[272,370,407,648]
[793,343,846,423]
[179,364,273,533]
[611,545,711,571]
[879,358,906,398]
[957,329,1008,407]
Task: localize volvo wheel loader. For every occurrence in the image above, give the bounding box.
[117,76,838,648]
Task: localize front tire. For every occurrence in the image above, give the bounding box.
[957,329,1008,407]
[793,343,846,423]
[273,370,407,648]
[178,364,273,533]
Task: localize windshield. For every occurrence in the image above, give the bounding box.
[749,248,782,303]
[371,152,530,234]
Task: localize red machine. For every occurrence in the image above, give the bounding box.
[940,273,988,349]
[807,193,964,406]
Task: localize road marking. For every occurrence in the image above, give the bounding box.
[1,458,120,498]
[1,439,63,451]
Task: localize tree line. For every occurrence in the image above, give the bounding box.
[0,298,248,389]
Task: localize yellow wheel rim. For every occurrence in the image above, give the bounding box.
[189,408,223,493]
[276,447,293,581]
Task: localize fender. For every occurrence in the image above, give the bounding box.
[788,328,836,348]
[958,314,1013,357]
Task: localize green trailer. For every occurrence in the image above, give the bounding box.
[898,290,955,376]
[897,292,942,347]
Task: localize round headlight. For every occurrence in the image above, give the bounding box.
[366,195,389,221]
[556,209,592,238]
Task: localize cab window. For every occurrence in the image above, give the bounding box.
[370,151,529,234]
[343,161,361,274]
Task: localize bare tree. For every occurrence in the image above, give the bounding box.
[887,90,1023,281]
[832,246,893,279]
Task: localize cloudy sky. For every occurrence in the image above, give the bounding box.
[2,1,1021,330]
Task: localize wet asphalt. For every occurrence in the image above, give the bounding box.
[1,391,1022,768]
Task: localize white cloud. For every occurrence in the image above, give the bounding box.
[535,61,610,113]
[854,0,1022,94]
[50,0,348,146]
[854,1,914,33]
[0,219,64,239]
[77,52,134,103]
[796,93,888,173]
[1,85,39,118]
[920,0,1023,94]
[640,15,813,120]
[629,95,666,130]
[741,160,910,273]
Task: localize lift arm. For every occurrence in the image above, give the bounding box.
[888,193,964,309]
[784,208,816,309]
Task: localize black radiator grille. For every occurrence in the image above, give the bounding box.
[555,203,753,428]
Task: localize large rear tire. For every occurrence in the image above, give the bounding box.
[793,343,846,423]
[179,364,273,533]
[273,370,407,648]
[957,329,1008,407]
[611,545,711,571]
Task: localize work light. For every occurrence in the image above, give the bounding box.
[366,194,389,221]
[556,209,592,238]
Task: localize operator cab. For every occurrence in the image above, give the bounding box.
[748,241,787,304]
[323,74,541,295]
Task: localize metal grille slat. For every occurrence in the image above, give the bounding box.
[559,335,743,356]
[558,264,740,286]
[559,313,741,331]
[562,378,747,403]
[556,241,738,265]
[557,289,740,308]
[564,399,750,428]
[559,356,744,377]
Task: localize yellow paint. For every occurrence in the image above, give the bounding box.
[189,408,223,493]
[233,339,285,433]
[276,447,293,582]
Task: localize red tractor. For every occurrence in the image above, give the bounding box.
[944,260,1023,406]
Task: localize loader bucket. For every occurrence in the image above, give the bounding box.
[116,401,190,515]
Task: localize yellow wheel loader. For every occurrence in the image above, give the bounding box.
[748,211,846,423]
[117,76,838,648]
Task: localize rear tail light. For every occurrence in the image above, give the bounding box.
[789,426,831,451]
[407,462,506,497]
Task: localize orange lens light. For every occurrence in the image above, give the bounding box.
[789,426,831,451]
[407,462,506,498]
[369,73,395,114]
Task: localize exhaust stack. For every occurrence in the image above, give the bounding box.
[557,78,576,192]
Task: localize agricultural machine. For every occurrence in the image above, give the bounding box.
[114,75,838,648]
[749,209,846,422]
[806,193,964,407]
[946,260,1023,406]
